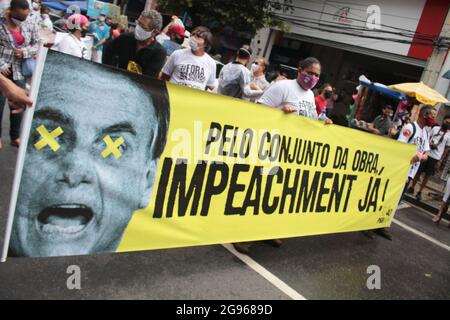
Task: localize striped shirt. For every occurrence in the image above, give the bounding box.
[0,17,39,80]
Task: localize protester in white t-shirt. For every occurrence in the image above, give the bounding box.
[408,115,450,200]
[243,57,270,102]
[230,57,332,254]
[365,106,434,241]
[54,14,88,59]
[428,119,450,163]
[258,57,332,124]
[399,106,436,184]
[160,26,217,91]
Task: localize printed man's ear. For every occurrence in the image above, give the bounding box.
[139,159,158,209]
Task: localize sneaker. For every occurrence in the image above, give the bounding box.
[373,228,392,241]
[232,243,250,255]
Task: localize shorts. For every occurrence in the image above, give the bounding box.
[417,157,438,177]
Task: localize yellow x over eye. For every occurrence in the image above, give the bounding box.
[102,135,125,159]
[34,125,64,152]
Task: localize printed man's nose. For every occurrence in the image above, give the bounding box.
[57,151,94,188]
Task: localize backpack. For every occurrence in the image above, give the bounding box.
[407,122,417,144]
[393,123,417,143]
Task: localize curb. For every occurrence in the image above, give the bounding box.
[403,194,450,221]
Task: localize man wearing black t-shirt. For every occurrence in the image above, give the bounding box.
[103,9,167,79]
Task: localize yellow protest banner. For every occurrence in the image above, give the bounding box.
[3,50,415,259]
[117,83,416,253]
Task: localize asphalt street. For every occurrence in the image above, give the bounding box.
[0,112,449,300]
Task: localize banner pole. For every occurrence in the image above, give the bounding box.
[1,47,48,262]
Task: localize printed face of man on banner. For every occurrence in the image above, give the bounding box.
[9,52,170,257]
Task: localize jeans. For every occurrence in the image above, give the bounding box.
[0,79,26,141]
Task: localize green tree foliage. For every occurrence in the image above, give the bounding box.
[157,0,293,33]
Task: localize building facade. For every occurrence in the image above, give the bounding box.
[251,0,450,95]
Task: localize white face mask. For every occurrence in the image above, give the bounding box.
[189,37,200,51]
[98,16,106,23]
[11,17,24,26]
[134,25,152,42]
[32,2,40,11]
[251,63,260,74]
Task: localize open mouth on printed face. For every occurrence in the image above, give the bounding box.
[37,204,94,235]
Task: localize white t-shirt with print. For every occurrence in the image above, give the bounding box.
[162,48,217,90]
[257,79,323,120]
[428,126,450,160]
[398,122,430,179]
[55,33,87,59]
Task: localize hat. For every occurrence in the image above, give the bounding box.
[66,14,89,31]
[169,24,187,38]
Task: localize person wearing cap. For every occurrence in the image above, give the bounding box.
[160,26,217,91]
[157,23,186,56]
[103,9,166,79]
[88,13,110,63]
[218,45,263,99]
[156,16,187,56]
[54,14,89,59]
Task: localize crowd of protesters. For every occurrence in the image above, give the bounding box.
[0,1,449,255]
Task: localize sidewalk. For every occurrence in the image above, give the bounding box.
[404,176,450,221]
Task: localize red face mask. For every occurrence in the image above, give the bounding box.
[425,117,437,127]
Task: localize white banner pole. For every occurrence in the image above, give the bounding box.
[1,47,48,262]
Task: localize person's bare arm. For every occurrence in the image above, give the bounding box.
[93,37,108,50]
[281,103,297,114]
[0,74,32,109]
[159,73,171,81]
[243,83,263,97]
[412,152,428,164]
[161,16,179,34]
[366,123,379,134]
[324,118,333,125]
[161,22,173,35]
